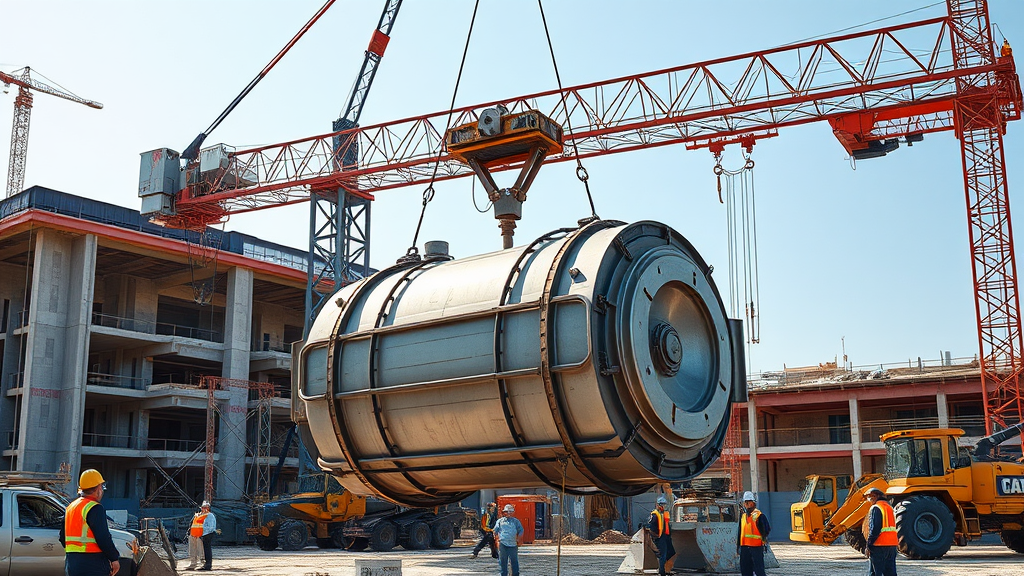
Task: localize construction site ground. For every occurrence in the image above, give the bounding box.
[187,540,1023,576]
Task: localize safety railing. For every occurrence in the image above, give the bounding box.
[753,425,851,448]
[86,372,148,391]
[749,354,979,388]
[145,438,204,452]
[92,311,223,343]
[82,432,136,449]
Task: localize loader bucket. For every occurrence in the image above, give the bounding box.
[617,529,659,573]
[135,546,178,576]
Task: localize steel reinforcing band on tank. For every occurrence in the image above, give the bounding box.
[298,220,743,507]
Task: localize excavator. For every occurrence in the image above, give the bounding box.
[790,422,1024,559]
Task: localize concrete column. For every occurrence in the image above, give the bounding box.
[17,230,96,478]
[936,390,949,428]
[746,400,759,495]
[217,267,253,501]
[849,397,862,479]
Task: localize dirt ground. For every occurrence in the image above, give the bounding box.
[170,540,1024,576]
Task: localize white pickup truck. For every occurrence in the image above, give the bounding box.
[0,484,138,576]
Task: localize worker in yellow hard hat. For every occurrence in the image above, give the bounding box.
[1001,39,1013,58]
[59,469,121,576]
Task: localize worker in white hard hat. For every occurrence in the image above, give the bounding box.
[59,469,121,576]
[862,487,898,576]
[492,503,524,576]
[185,501,209,570]
[737,491,771,576]
[646,494,676,576]
[197,500,217,571]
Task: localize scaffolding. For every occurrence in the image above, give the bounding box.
[202,376,276,504]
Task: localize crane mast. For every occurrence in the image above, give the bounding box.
[142,1,1024,434]
[1,67,102,197]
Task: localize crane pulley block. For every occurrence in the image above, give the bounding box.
[446,107,562,167]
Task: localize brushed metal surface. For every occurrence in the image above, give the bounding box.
[297,220,743,506]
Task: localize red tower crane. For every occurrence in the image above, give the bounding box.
[1,67,103,197]
[143,0,1023,433]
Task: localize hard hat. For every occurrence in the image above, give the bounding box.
[487,502,496,508]
[503,504,515,513]
[202,500,211,507]
[79,469,105,490]
[864,487,885,498]
[742,491,756,502]
[656,495,668,505]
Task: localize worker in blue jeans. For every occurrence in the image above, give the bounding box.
[493,504,524,576]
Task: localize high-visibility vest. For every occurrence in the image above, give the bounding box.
[872,501,898,547]
[652,509,670,537]
[481,511,493,533]
[740,510,764,547]
[190,513,209,537]
[64,497,102,553]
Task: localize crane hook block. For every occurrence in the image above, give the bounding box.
[446,108,563,167]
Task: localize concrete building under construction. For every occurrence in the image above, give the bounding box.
[0,186,317,536]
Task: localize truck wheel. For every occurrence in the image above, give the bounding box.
[255,535,278,551]
[430,521,455,549]
[402,521,431,550]
[894,495,955,559]
[279,521,310,551]
[844,527,866,554]
[1002,529,1024,554]
[370,522,397,552]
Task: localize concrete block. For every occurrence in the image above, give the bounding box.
[353,558,402,576]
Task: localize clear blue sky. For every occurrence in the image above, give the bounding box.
[2,0,1023,374]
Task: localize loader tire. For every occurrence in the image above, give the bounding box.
[255,535,278,551]
[844,527,866,554]
[279,521,309,551]
[894,495,955,559]
[430,521,455,549]
[369,522,397,552]
[1002,529,1024,554]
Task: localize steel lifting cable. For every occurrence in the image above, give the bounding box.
[718,154,760,344]
[537,0,598,220]
[406,0,481,257]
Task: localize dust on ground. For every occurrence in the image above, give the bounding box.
[178,540,1024,576]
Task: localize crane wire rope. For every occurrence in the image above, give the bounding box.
[537,0,598,221]
[405,0,481,257]
[775,2,945,48]
[718,152,760,345]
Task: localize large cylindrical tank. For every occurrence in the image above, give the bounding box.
[295,220,745,507]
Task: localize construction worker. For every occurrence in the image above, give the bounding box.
[1002,39,1013,58]
[646,495,675,576]
[198,501,217,571]
[493,503,524,576]
[59,469,121,576]
[185,502,208,570]
[863,487,898,576]
[737,491,771,576]
[469,501,498,559]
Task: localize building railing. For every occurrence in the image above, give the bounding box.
[145,438,204,452]
[749,354,980,388]
[860,418,940,443]
[82,432,136,449]
[7,372,24,389]
[91,311,223,343]
[86,372,148,391]
[752,425,851,448]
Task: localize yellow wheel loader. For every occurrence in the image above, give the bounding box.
[790,422,1024,559]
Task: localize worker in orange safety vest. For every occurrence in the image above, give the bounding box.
[737,491,771,576]
[59,469,121,576]
[185,502,209,570]
[863,487,898,576]
[646,495,675,576]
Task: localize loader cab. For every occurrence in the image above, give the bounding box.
[881,428,973,500]
[789,474,851,539]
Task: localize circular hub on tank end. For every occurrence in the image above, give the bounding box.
[601,222,736,481]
